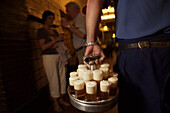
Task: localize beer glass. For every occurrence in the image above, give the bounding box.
[70,72,78,78]
[82,70,93,81]
[100,80,110,100]
[77,68,87,80]
[69,76,79,94]
[85,81,97,101]
[100,63,110,68]
[74,80,85,100]
[93,70,103,98]
[78,64,87,70]
[108,76,118,96]
[113,73,118,78]
[100,67,109,80]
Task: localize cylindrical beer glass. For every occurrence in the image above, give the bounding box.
[100,80,110,100]
[83,70,93,81]
[70,72,78,78]
[108,76,118,96]
[93,70,103,98]
[85,81,97,101]
[100,67,109,80]
[69,76,79,94]
[74,80,85,100]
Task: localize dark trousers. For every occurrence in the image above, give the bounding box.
[117,33,170,113]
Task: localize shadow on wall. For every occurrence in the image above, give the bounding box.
[0,0,49,112]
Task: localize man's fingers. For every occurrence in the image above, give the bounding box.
[95,59,99,64]
[99,51,105,63]
[84,61,88,64]
[89,61,94,65]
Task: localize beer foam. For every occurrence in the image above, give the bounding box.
[70,72,78,77]
[108,77,118,88]
[86,81,97,94]
[77,69,87,80]
[100,67,109,79]
[78,64,87,69]
[82,70,93,81]
[100,63,110,68]
[113,73,118,77]
[93,70,103,81]
[74,80,84,90]
[69,76,79,86]
[100,80,110,92]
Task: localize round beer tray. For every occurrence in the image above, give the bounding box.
[68,87,118,112]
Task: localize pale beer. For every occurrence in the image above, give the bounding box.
[93,70,103,98]
[100,63,110,69]
[108,77,118,96]
[70,72,78,78]
[74,80,85,100]
[78,64,87,70]
[83,70,93,81]
[85,81,97,101]
[100,80,110,100]
[69,76,79,94]
[99,67,109,80]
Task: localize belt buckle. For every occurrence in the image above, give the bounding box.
[137,41,150,49]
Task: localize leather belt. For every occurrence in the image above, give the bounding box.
[119,40,170,50]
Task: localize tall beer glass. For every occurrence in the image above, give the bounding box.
[69,76,79,94]
[93,70,103,98]
[83,70,93,81]
[70,72,78,78]
[85,81,97,101]
[78,64,87,70]
[100,67,109,80]
[100,80,110,100]
[108,76,118,96]
[74,80,85,100]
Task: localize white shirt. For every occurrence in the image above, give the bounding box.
[72,13,86,49]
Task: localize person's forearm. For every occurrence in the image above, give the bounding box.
[86,0,105,42]
[40,40,56,50]
[69,25,85,39]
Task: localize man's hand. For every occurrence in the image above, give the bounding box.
[61,19,70,28]
[84,45,105,65]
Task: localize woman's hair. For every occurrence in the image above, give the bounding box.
[42,10,55,23]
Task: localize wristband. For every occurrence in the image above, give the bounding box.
[85,41,99,46]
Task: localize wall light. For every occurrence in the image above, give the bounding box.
[101,14,115,20]
[102,6,115,14]
[112,33,115,38]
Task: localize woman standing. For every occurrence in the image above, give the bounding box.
[37,10,70,112]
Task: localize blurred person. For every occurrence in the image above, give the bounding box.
[85,0,170,113]
[61,2,86,64]
[37,10,70,112]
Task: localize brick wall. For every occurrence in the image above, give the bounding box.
[0,0,86,112]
